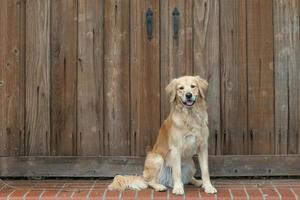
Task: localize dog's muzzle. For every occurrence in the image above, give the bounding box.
[181,93,196,107]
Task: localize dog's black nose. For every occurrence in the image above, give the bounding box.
[186,92,192,99]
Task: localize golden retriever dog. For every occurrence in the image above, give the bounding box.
[108,75,217,195]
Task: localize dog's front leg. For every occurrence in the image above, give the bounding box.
[197,143,217,194]
[169,148,184,195]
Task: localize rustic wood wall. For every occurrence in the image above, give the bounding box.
[0,0,299,157]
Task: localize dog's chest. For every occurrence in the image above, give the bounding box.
[181,131,201,157]
[172,109,207,157]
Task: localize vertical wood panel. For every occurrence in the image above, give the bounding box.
[296,0,300,154]
[25,0,51,155]
[193,0,220,155]
[0,0,299,159]
[104,0,130,156]
[77,0,104,156]
[0,0,25,156]
[159,0,170,121]
[274,0,300,154]
[160,0,194,121]
[220,0,247,154]
[50,0,77,156]
[274,0,288,154]
[247,0,274,154]
[130,0,160,156]
[290,0,300,154]
[273,0,300,154]
[185,0,194,75]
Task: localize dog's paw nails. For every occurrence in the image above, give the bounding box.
[172,186,184,195]
[202,184,217,194]
[155,184,167,192]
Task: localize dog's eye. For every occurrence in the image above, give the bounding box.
[179,86,184,90]
[191,85,196,88]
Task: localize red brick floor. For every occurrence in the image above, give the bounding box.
[0,178,299,199]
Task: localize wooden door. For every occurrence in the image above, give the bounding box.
[0,0,299,177]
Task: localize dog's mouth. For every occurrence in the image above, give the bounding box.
[182,99,196,107]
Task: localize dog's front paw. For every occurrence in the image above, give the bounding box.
[154,184,167,192]
[202,184,217,194]
[172,183,184,195]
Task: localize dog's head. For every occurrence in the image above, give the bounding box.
[165,75,208,107]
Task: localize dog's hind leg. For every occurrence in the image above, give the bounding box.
[182,159,202,187]
[143,152,167,192]
[189,177,203,187]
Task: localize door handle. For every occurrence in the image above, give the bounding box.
[172,7,180,39]
[146,8,153,40]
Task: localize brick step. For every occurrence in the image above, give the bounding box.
[0,179,299,199]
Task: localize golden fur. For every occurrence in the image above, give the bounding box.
[108,76,217,195]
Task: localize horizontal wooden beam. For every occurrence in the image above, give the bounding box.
[0,155,299,177]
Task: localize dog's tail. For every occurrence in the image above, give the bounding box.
[107,175,148,191]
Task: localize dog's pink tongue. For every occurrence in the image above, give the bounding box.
[186,101,193,106]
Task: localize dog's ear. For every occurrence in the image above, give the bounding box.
[195,76,208,99]
[165,78,177,103]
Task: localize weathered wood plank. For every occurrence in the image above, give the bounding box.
[77,0,104,156]
[247,0,275,154]
[0,155,299,177]
[104,0,130,156]
[273,0,300,154]
[25,0,51,155]
[220,0,247,154]
[130,0,160,156]
[273,0,288,155]
[0,0,25,156]
[282,0,300,154]
[50,0,77,156]
[185,0,194,75]
[159,0,169,122]
[289,0,300,154]
[19,0,26,157]
[193,0,220,155]
[160,0,194,121]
